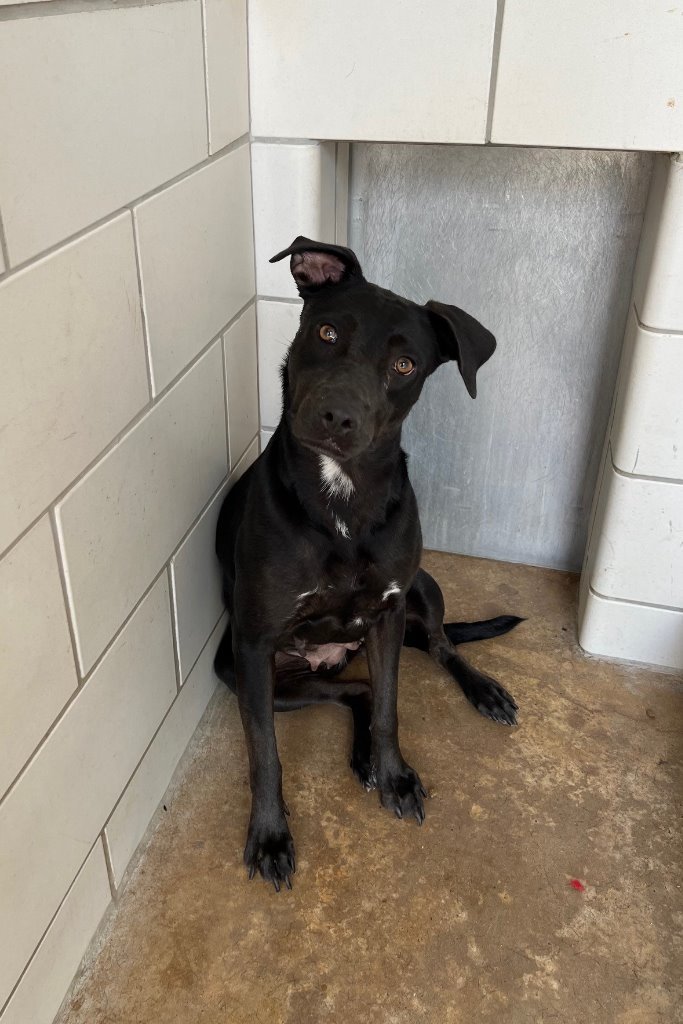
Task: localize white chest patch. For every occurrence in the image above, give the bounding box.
[319,455,354,502]
[334,515,350,538]
[382,580,401,602]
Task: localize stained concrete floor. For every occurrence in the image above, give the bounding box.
[59,552,683,1024]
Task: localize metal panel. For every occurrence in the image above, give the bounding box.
[349,144,652,569]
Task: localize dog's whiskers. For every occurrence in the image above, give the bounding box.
[319,454,354,502]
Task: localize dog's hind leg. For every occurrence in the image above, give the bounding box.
[405,569,520,726]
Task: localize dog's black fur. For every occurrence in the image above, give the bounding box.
[215,237,521,891]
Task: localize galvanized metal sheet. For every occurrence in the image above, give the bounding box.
[349,144,652,570]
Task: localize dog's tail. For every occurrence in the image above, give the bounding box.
[444,615,523,646]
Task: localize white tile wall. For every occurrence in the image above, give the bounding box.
[632,155,683,332]
[257,300,302,429]
[104,617,224,887]
[171,489,228,683]
[579,580,683,672]
[251,143,336,297]
[231,436,260,484]
[56,342,227,674]
[249,1,497,143]
[260,429,274,453]
[0,215,148,554]
[0,1,207,265]
[588,465,683,609]
[491,1,683,151]
[225,305,259,466]
[135,145,254,393]
[611,313,683,480]
[0,842,111,1024]
[203,0,249,153]
[0,577,176,1009]
[0,518,77,800]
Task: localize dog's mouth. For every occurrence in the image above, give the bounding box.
[296,435,350,460]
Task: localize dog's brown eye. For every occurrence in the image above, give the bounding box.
[319,324,338,344]
[394,357,415,375]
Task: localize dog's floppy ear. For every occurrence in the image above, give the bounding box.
[270,236,364,297]
[425,300,496,399]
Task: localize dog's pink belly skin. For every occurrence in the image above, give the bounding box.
[281,639,362,671]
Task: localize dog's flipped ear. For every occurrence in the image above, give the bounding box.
[270,236,364,297]
[425,300,496,399]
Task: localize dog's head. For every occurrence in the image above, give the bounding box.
[271,236,496,462]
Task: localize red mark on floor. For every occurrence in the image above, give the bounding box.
[569,879,585,892]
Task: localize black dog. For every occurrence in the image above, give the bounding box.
[215,237,520,891]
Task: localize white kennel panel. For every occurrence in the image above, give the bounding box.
[249,0,498,143]
[491,0,683,151]
[610,311,683,481]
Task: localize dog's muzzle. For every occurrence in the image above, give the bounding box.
[291,382,375,459]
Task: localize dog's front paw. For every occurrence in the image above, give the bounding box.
[378,763,427,825]
[244,819,295,892]
[467,675,518,726]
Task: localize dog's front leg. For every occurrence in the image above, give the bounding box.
[365,601,427,825]
[234,634,294,891]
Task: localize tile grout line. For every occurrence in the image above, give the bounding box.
[130,209,155,401]
[48,509,84,688]
[0,133,249,286]
[0,298,255,566]
[245,2,265,448]
[199,0,212,156]
[220,331,232,471]
[167,564,184,692]
[0,204,11,271]
[257,293,302,305]
[100,831,119,902]
[484,0,506,144]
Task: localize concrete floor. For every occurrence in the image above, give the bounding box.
[59,552,683,1024]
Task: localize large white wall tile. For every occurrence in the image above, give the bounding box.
[579,578,683,671]
[249,1,497,143]
[0,577,175,1009]
[224,304,259,466]
[0,841,110,1024]
[203,0,249,153]
[135,145,255,393]
[104,617,223,886]
[56,343,227,674]
[611,312,683,480]
[171,490,227,682]
[252,142,336,297]
[0,518,77,799]
[0,215,148,554]
[632,155,683,332]
[257,300,302,429]
[491,1,683,151]
[589,465,683,609]
[0,2,207,265]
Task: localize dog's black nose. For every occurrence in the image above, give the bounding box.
[320,406,356,436]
